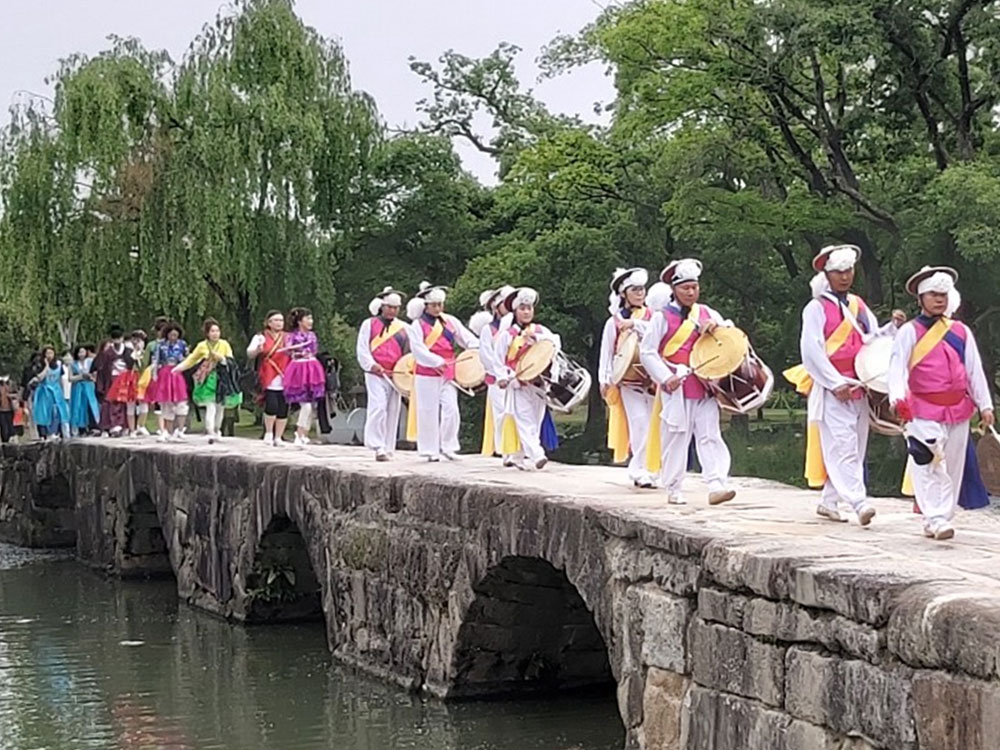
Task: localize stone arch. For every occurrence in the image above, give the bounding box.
[447,555,616,699]
[244,513,323,623]
[117,490,173,578]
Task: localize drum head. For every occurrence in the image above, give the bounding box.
[454,349,486,388]
[611,330,639,384]
[856,336,893,394]
[517,339,556,381]
[391,353,415,395]
[691,327,748,380]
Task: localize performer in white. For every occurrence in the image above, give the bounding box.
[790,244,903,525]
[494,287,562,471]
[356,287,409,462]
[888,266,994,540]
[406,282,479,461]
[639,258,736,505]
[469,285,516,463]
[598,267,656,488]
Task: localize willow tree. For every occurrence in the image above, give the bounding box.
[147,0,382,338]
[0,37,171,342]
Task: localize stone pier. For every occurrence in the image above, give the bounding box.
[1,438,999,749]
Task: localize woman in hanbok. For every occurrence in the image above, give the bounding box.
[175,319,241,444]
[151,321,190,442]
[32,346,70,441]
[282,307,326,447]
[69,346,100,436]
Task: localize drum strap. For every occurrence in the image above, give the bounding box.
[506,324,539,363]
[909,318,953,369]
[660,304,701,358]
[371,319,406,351]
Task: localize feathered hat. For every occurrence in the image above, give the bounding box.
[406,281,447,320]
[367,286,406,317]
[608,267,648,315]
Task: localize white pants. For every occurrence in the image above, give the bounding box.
[487,383,506,457]
[622,386,655,484]
[657,396,731,496]
[203,402,225,436]
[364,373,402,454]
[297,402,314,432]
[414,375,460,456]
[818,393,870,512]
[160,401,189,419]
[906,418,969,528]
[508,384,547,463]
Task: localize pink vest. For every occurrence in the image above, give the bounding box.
[416,316,456,378]
[660,305,713,400]
[821,296,867,400]
[908,320,976,423]
[369,318,406,371]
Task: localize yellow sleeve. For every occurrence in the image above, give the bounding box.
[176,340,208,372]
[219,340,234,359]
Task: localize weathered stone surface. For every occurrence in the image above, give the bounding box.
[640,668,689,750]
[785,647,916,749]
[697,587,749,628]
[912,672,1000,750]
[742,598,882,662]
[887,582,1000,680]
[626,584,692,673]
[690,618,785,707]
[681,685,870,750]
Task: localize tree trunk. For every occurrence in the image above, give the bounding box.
[584,334,605,439]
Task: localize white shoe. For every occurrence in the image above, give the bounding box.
[933,524,955,541]
[110,426,123,437]
[708,489,736,506]
[535,457,548,470]
[375,450,389,462]
[136,427,150,437]
[426,455,440,463]
[923,524,935,538]
[274,438,288,448]
[816,506,848,523]
[262,434,275,447]
[171,430,185,442]
[100,431,110,439]
[668,494,687,505]
[157,432,169,443]
[857,505,876,527]
[443,452,460,461]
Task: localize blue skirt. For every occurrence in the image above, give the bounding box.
[33,381,70,432]
[70,381,100,429]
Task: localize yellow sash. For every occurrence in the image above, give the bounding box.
[660,304,700,359]
[606,308,648,463]
[481,401,496,456]
[425,319,445,349]
[782,295,862,396]
[505,324,538,362]
[371,319,405,351]
[909,318,952,369]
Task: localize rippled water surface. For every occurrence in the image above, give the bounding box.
[0,545,622,750]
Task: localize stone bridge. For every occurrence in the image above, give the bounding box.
[2,439,1000,750]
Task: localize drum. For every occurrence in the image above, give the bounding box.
[454,349,486,390]
[856,337,903,436]
[546,352,592,413]
[391,353,415,396]
[611,330,646,385]
[516,339,556,382]
[692,328,773,414]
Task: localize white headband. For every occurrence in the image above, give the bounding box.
[824,247,858,272]
[513,287,538,308]
[425,288,446,304]
[917,272,955,296]
[672,259,702,285]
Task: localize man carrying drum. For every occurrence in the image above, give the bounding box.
[406,282,479,462]
[469,284,516,463]
[888,266,994,540]
[494,287,562,471]
[356,287,409,462]
[639,258,737,506]
[790,244,904,525]
[598,267,657,489]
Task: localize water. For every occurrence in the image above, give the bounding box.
[0,546,623,750]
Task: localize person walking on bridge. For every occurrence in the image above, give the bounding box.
[247,310,291,447]
[888,266,994,540]
[406,282,479,462]
[468,284,514,463]
[356,288,409,461]
[786,245,904,526]
[174,319,240,445]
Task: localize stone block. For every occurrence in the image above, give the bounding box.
[640,668,689,750]
[617,667,646,729]
[626,584,693,674]
[887,583,1000,680]
[690,618,785,707]
[785,647,916,748]
[742,598,882,662]
[697,587,748,628]
[681,685,865,750]
[912,672,1000,750]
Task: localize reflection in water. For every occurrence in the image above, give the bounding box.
[0,546,622,750]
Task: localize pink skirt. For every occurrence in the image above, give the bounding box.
[147,365,189,404]
[283,358,326,404]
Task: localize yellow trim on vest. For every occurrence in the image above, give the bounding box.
[371,319,406,351]
[909,318,953,369]
[660,304,700,359]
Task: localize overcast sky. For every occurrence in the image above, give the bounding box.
[0,0,613,183]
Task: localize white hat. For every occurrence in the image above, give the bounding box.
[812,244,860,273]
[646,282,674,311]
[905,265,958,296]
[504,286,538,311]
[609,267,649,315]
[661,258,703,286]
[415,281,447,303]
[368,286,405,317]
